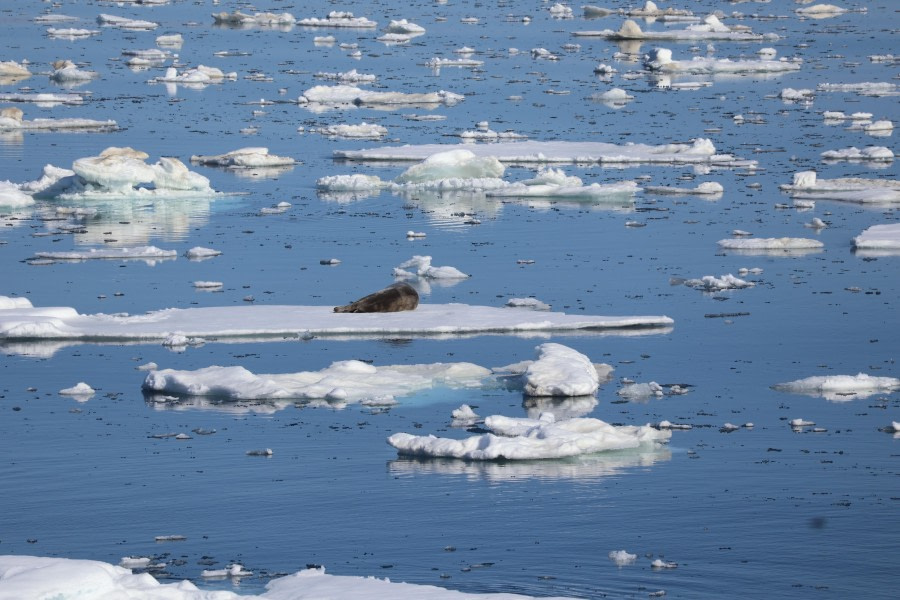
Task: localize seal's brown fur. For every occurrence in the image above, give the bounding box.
[334,282,419,313]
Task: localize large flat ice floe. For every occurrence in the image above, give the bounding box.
[780,171,900,204]
[773,373,900,401]
[17,147,218,201]
[853,223,900,254]
[190,147,296,169]
[0,296,674,343]
[0,106,116,131]
[0,556,575,599]
[388,412,671,460]
[643,48,801,74]
[573,16,775,41]
[299,84,463,109]
[717,237,824,253]
[334,138,754,167]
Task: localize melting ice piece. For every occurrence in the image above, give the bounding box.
[853,223,900,252]
[644,47,800,73]
[392,255,469,280]
[780,171,900,203]
[190,147,295,168]
[573,16,774,41]
[773,373,900,401]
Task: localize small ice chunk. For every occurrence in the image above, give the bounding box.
[59,382,95,396]
[608,550,637,566]
[184,247,222,259]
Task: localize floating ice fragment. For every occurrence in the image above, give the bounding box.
[575,16,772,41]
[796,4,849,17]
[247,448,273,456]
[651,559,678,569]
[298,11,377,28]
[717,237,824,251]
[821,147,894,162]
[193,281,223,289]
[774,374,900,401]
[451,404,479,420]
[34,246,177,262]
[184,247,222,259]
[609,550,637,566]
[522,343,600,397]
[789,418,815,427]
[190,147,295,168]
[59,382,95,396]
[617,382,664,399]
[644,48,800,73]
[0,180,35,207]
[853,224,900,252]
[393,255,470,280]
[98,14,158,30]
[781,171,900,204]
[118,556,151,569]
[683,274,754,291]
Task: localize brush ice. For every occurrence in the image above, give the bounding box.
[0,556,572,599]
[336,139,752,167]
[190,148,295,168]
[520,343,601,397]
[773,373,900,401]
[388,412,671,460]
[853,224,900,251]
[0,296,674,346]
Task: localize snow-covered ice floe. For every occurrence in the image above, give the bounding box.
[0,107,116,132]
[313,122,387,139]
[31,245,177,263]
[0,556,576,599]
[392,255,470,280]
[297,11,377,28]
[514,343,601,397]
[0,60,31,80]
[817,81,899,97]
[0,92,84,106]
[212,10,296,27]
[773,373,900,401]
[0,181,35,207]
[17,147,218,201]
[643,48,801,74]
[795,4,851,18]
[717,237,824,254]
[388,412,671,460]
[334,138,754,167]
[314,69,376,84]
[0,296,673,345]
[151,65,237,86]
[643,181,723,196]
[681,274,754,291]
[780,171,900,204]
[299,85,463,109]
[820,146,894,162]
[49,60,98,84]
[573,16,774,42]
[142,360,490,403]
[46,27,100,39]
[485,168,639,200]
[853,223,900,255]
[97,13,158,30]
[190,147,296,169]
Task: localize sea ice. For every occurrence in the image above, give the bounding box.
[97,14,158,30]
[520,343,601,397]
[0,180,35,207]
[506,298,551,311]
[297,11,377,28]
[388,412,671,460]
[190,148,295,168]
[0,60,31,79]
[59,382,95,396]
[780,171,900,203]
[643,181,723,196]
[212,11,296,26]
[574,16,773,42]
[392,255,470,279]
[773,373,900,401]
[682,274,754,291]
[821,147,894,162]
[33,246,177,262]
[314,123,388,139]
[0,106,116,132]
[644,48,800,74]
[717,237,824,251]
[49,60,98,83]
[608,550,638,566]
[853,224,900,251]
[617,382,664,399]
[152,65,237,86]
[184,247,222,259]
[299,85,464,109]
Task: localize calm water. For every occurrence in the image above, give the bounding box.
[1,0,898,597]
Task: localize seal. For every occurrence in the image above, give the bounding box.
[334,282,419,313]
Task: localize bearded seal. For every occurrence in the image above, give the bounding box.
[334,282,419,313]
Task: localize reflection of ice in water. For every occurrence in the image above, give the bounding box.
[388,446,672,481]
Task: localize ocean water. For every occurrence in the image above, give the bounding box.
[1,0,898,598]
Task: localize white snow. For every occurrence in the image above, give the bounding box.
[393,255,470,280]
[190,148,295,168]
[0,296,674,345]
[0,556,572,599]
[781,171,900,203]
[299,85,463,109]
[520,343,601,397]
[59,382,95,396]
[774,373,900,401]
[388,412,671,460]
[335,139,753,167]
[0,181,35,207]
[717,237,824,251]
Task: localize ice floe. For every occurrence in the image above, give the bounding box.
[821,147,894,162]
[32,246,177,263]
[97,14,158,30]
[518,343,601,397]
[0,106,116,132]
[608,550,638,566]
[0,180,35,207]
[0,556,575,599]
[299,85,464,110]
[459,122,526,141]
[18,147,217,201]
[212,10,296,27]
[780,171,900,204]
[142,360,490,402]
[0,92,84,106]
[59,382,95,396]
[574,16,774,42]
[392,255,470,280]
[49,60,98,84]
[335,139,754,167]
[184,246,222,260]
[817,82,899,97]
[297,11,377,28]
[190,147,296,169]
[0,60,31,80]
[681,274,755,291]
[717,237,824,252]
[506,298,551,311]
[314,69,376,84]
[643,181,723,196]
[643,48,801,74]
[853,223,900,254]
[485,168,639,201]
[388,412,671,460]
[152,65,237,86]
[773,374,900,401]
[46,27,100,39]
[0,296,674,346]
[314,122,387,139]
[795,4,850,17]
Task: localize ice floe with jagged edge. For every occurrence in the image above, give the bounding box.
[626,1,694,18]
[393,255,470,280]
[717,237,824,254]
[459,121,527,141]
[142,360,490,403]
[333,138,755,167]
[853,223,900,256]
[496,343,603,397]
[573,15,776,41]
[817,81,899,97]
[48,60,98,84]
[97,13,158,30]
[0,181,36,207]
[677,274,755,291]
[0,295,674,347]
[773,373,900,401]
[0,92,83,106]
[0,556,578,600]
[795,4,856,18]
[298,84,464,111]
[150,65,237,86]
[388,411,671,460]
[312,122,387,139]
[314,69,376,83]
[190,147,296,169]
[30,245,177,264]
[424,57,484,68]
[16,147,219,201]
[821,146,894,162]
[212,10,296,26]
[46,27,100,39]
[643,48,801,74]
[298,11,377,28]
[484,168,639,200]
[0,60,31,80]
[780,171,900,204]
